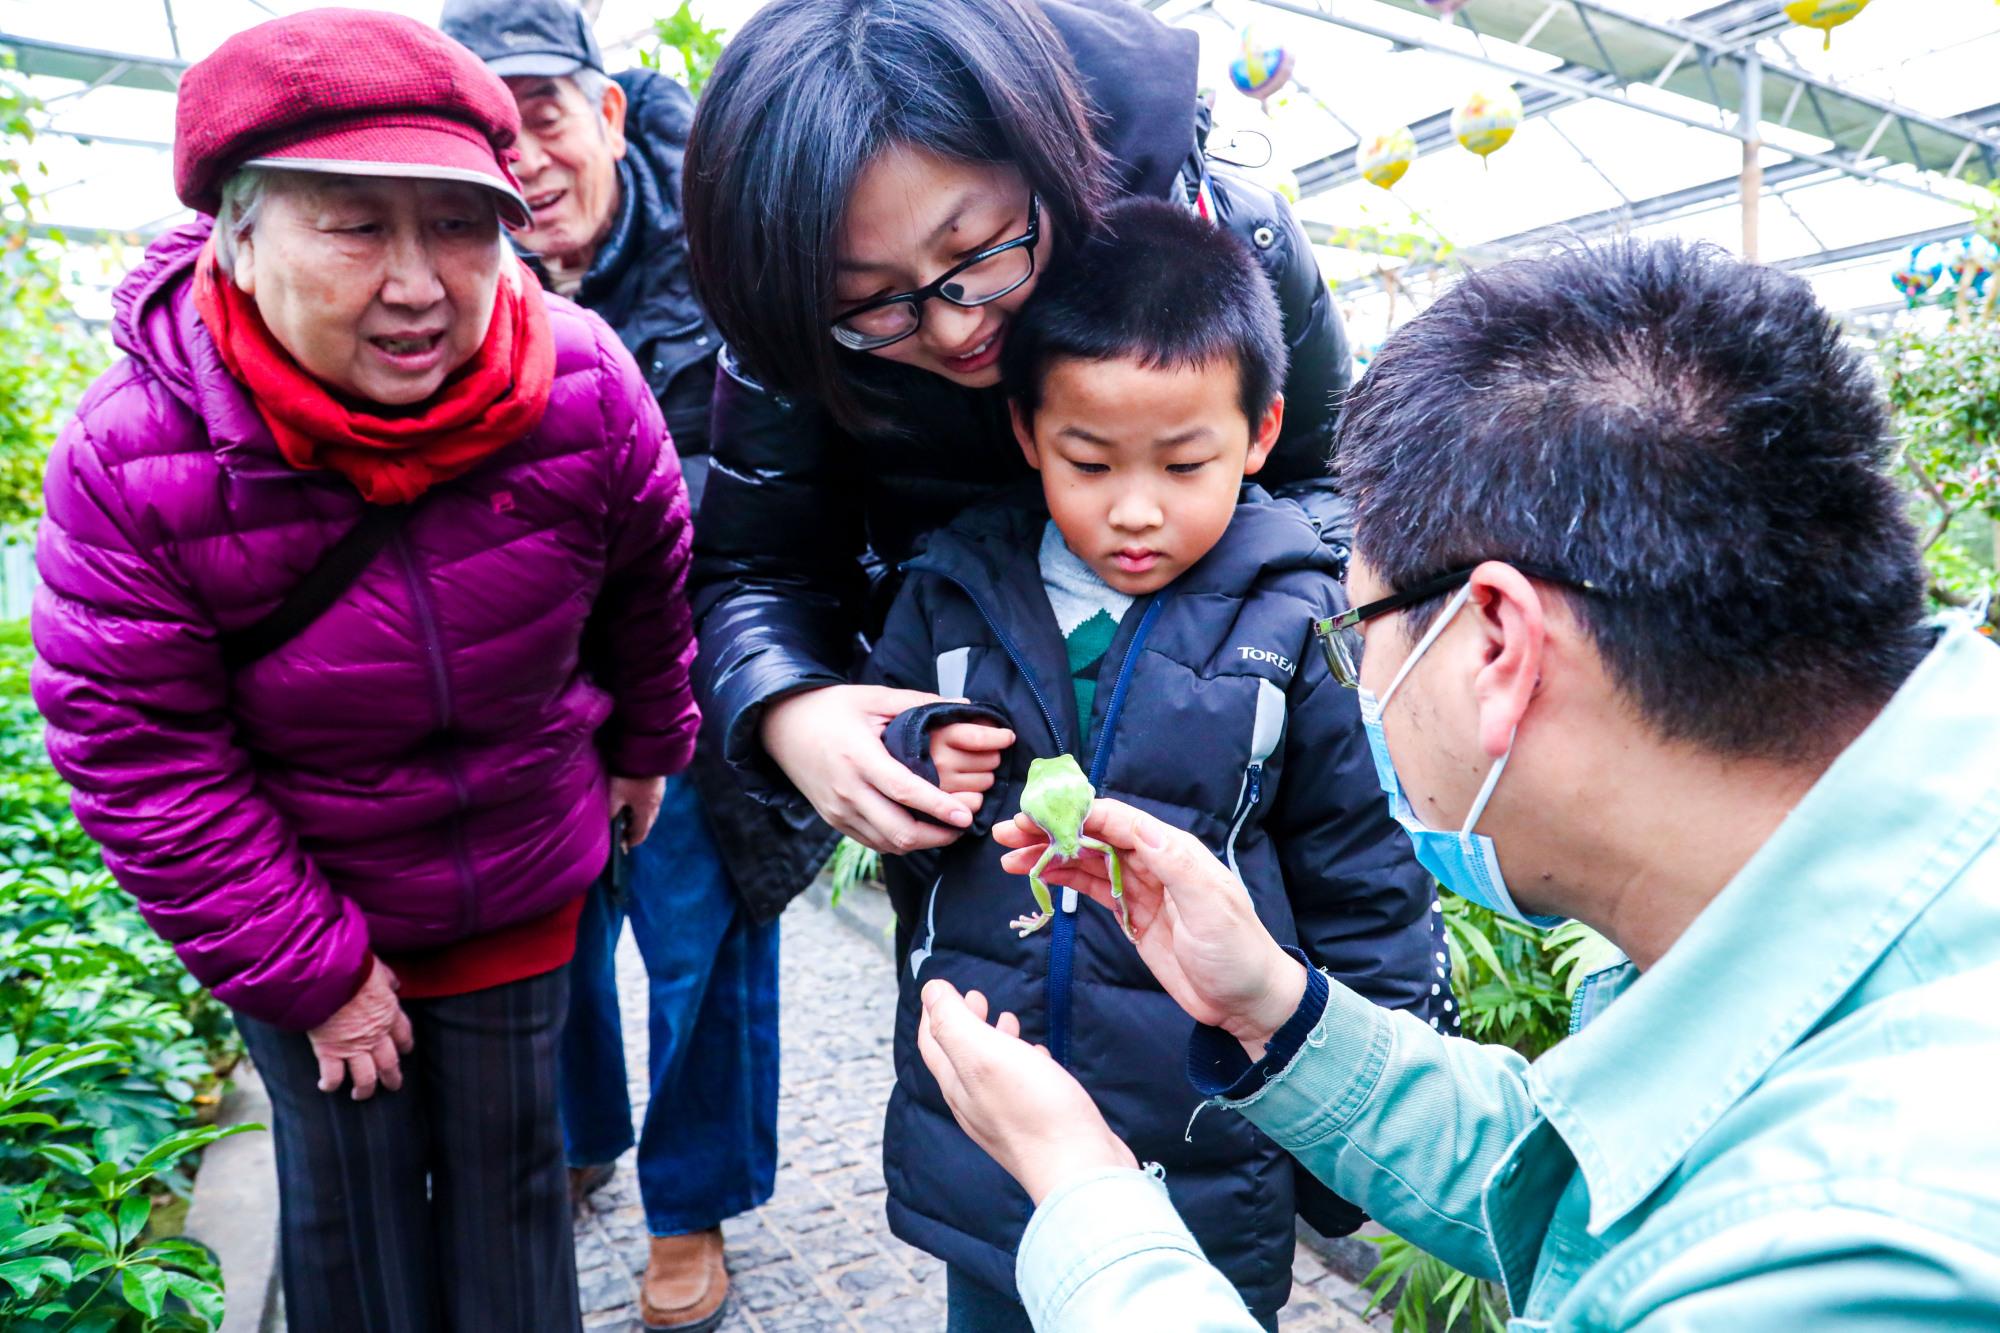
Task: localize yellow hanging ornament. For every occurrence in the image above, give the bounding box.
[1782,0,1869,49]
[1452,87,1522,167]
[1358,127,1418,190]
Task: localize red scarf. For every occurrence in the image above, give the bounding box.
[193,240,556,505]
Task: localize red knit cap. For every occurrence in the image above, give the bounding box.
[174,7,530,226]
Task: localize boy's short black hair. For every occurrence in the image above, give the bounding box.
[1337,238,1931,763]
[1002,197,1287,428]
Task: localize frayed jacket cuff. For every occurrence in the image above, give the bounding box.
[1187,947,1330,1100]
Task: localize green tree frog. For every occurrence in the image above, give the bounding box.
[1012,754,1132,940]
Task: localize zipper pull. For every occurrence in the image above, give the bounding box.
[1246,764,1263,806]
[1061,885,1079,914]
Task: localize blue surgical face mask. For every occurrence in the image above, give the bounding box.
[1356,584,1564,929]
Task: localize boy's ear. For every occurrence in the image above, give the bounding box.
[1242,394,1285,477]
[1009,400,1043,472]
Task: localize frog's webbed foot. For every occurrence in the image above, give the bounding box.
[1010,910,1052,937]
[1080,836,1134,941]
[1014,845,1058,938]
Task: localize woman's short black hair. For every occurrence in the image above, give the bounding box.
[683,0,1113,436]
[1001,197,1286,429]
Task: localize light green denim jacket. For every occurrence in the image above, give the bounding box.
[1016,621,2000,1331]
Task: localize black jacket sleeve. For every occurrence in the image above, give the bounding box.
[860,580,1014,839]
[1206,165,1351,491]
[1269,599,1437,1016]
[690,352,868,790]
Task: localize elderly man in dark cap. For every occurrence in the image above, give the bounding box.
[436,4,820,1331]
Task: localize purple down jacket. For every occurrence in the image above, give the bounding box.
[31,220,699,1031]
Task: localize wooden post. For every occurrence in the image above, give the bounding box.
[1739,56,1763,263]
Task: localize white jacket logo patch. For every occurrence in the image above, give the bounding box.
[1236,646,1293,673]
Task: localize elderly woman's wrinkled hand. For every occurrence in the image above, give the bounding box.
[994,799,1307,1057]
[308,957,415,1100]
[916,981,1136,1204]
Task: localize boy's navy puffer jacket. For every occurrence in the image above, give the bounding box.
[863,491,1451,1317]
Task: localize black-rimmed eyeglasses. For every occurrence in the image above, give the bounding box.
[1314,563,1598,688]
[829,196,1041,352]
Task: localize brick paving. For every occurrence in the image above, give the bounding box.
[573,889,1388,1332]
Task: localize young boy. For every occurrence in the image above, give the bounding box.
[862,198,1451,1329]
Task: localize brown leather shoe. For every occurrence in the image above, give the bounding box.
[640,1227,728,1332]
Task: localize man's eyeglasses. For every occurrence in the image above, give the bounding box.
[829,196,1041,352]
[1314,563,1598,688]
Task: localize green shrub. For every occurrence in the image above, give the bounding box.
[0,62,109,534]
[1361,900,1616,1329]
[1,623,250,1329]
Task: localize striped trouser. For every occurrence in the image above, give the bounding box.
[235,968,581,1333]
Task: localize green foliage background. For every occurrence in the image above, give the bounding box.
[1,622,251,1330]
[0,60,108,533]
[2,66,242,1332]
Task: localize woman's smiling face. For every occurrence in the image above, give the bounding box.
[833,145,1052,388]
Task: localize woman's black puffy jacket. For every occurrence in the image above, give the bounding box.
[689,0,1355,874]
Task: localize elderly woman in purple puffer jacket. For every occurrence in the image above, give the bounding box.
[29,12,696,1332]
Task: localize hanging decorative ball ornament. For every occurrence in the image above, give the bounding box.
[1781,0,1870,50]
[1891,247,1942,305]
[1229,29,1295,105]
[1947,235,2000,290]
[1358,127,1418,190]
[1452,87,1523,166]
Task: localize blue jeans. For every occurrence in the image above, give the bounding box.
[556,773,779,1237]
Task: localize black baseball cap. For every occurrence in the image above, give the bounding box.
[439,0,604,79]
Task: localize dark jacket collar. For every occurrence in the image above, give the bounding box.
[910,483,1337,601]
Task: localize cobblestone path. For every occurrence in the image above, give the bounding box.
[572,891,1387,1332]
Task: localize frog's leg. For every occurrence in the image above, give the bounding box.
[1080,836,1133,940]
[1011,845,1057,937]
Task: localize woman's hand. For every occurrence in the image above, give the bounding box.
[762,685,1011,854]
[307,957,415,1100]
[995,800,1307,1057]
[916,980,1136,1204]
[608,775,667,848]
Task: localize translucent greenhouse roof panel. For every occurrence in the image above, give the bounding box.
[0,0,771,242]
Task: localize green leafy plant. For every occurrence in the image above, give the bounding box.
[2,621,251,1329]
[823,837,882,910]
[1364,900,1616,1328]
[1879,320,2000,627]
[1361,1231,1508,1333]
[0,1122,251,1330]
[639,3,727,100]
[0,60,109,533]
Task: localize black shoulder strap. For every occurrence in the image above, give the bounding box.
[219,503,412,672]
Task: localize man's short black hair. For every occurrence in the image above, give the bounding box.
[1002,197,1287,428]
[1338,238,1931,763]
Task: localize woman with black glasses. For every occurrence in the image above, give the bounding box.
[680,0,1355,882]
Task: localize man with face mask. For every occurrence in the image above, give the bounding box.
[914,239,2000,1328]
[436,5,809,1330]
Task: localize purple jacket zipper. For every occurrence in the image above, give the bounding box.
[394,529,483,936]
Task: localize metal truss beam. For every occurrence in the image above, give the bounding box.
[1770,221,1980,273]
[0,33,186,93]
